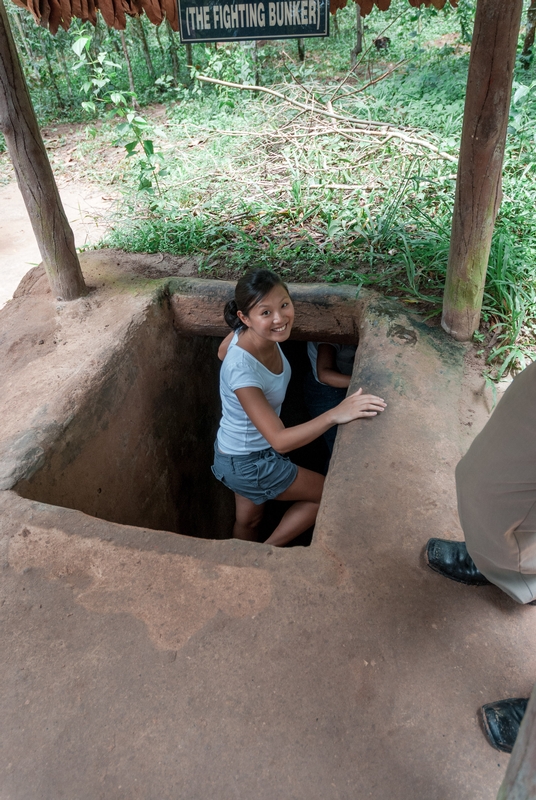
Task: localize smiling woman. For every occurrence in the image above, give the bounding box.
[212,269,386,547]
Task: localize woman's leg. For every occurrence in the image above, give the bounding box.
[264,467,324,547]
[233,493,265,541]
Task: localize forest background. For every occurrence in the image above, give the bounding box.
[1,0,535,378]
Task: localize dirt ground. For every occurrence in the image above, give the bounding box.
[0,255,529,799]
[0,180,115,308]
[0,115,130,308]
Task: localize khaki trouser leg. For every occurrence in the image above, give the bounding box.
[465,501,536,605]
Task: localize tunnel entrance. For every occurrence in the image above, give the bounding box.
[14,298,356,547]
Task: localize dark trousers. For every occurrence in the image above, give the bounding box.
[304,371,347,456]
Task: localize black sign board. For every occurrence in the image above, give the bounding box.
[178,0,329,43]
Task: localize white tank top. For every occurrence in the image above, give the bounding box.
[216,332,291,455]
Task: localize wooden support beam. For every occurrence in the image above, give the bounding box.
[441,0,523,342]
[0,0,87,301]
[497,683,536,800]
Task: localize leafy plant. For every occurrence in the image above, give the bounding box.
[508,79,536,141]
[456,0,476,44]
[115,111,168,193]
[71,34,122,114]
[71,33,167,193]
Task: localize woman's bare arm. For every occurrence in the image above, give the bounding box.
[316,344,351,389]
[235,386,386,454]
[218,331,235,361]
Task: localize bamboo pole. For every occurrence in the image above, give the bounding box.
[0,0,86,301]
[441,0,524,341]
[497,684,536,800]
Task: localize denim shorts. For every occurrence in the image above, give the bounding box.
[211,445,298,505]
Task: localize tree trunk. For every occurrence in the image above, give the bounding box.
[119,28,139,109]
[332,11,339,36]
[154,22,167,74]
[90,11,103,60]
[166,19,180,83]
[43,37,65,109]
[57,45,74,102]
[441,0,524,341]
[185,40,192,68]
[497,683,536,800]
[522,0,536,67]
[351,4,363,66]
[12,10,41,84]
[134,16,155,79]
[0,0,86,301]
[108,28,122,57]
[254,39,260,86]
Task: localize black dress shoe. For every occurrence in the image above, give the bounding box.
[425,539,492,586]
[481,697,529,753]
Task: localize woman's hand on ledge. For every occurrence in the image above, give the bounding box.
[329,388,386,425]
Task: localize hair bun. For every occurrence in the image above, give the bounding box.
[224,299,241,330]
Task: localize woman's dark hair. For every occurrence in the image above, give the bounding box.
[224,270,289,331]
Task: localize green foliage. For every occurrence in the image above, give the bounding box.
[204,43,256,85]
[456,0,476,44]
[69,32,167,193]
[5,6,184,122]
[508,78,536,141]
[115,114,168,193]
[71,33,123,113]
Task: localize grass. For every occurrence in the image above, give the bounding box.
[103,41,462,284]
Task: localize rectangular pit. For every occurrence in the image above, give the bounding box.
[13,280,363,543]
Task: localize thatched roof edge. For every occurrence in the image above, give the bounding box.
[10,0,457,34]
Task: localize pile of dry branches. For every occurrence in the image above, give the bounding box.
[194,71,458,188]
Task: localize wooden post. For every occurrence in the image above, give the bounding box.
[497,683,536,800]
[0,0,86,301]
[441,0,523,341]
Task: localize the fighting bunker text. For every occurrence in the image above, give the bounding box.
[179,0,328,43]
